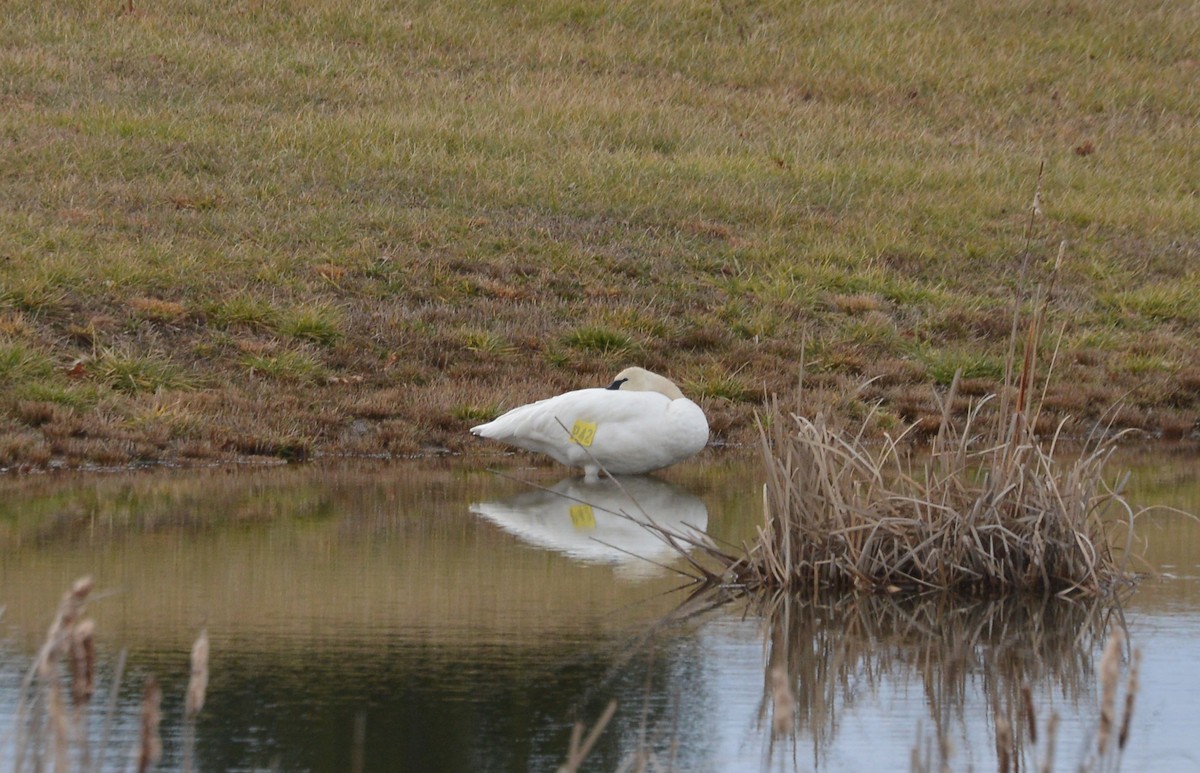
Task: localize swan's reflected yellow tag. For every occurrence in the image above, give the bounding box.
[569,420,597,447]
[569,504,596,529]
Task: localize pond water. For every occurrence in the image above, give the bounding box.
[1,450,1198,772]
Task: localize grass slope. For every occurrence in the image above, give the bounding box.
[1,0,1198,467]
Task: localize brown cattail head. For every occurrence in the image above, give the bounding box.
[138,676,163,773]
[41,575,95,671]
[61,576,95,638]
[70,618,96,707]
[186,629,210,720]
[1098,629,1122,754]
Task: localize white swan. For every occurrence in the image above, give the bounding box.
[470,367,709,479]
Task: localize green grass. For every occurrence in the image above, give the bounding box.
[95,348,193,394]
[920,349,1006,387]
[1102,282,1200,326]
[206,295,280,331]
[241,350,327,383]
[562,327,635,356]
[452,404,500,424]
[0,0,1197,466]
[461,329,516,358]
[0,341,53,384]
[279,304,343,345]
[13,382,100,409]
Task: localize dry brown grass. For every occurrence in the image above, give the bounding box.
[1,0,1198,469]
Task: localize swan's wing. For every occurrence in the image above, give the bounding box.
[470,388,671,462]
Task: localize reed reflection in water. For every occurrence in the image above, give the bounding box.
[736,592,1120,770]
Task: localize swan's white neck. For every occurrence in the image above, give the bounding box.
[609,367,686,401]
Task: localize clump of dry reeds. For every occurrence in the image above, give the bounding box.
[727,373,1135,595]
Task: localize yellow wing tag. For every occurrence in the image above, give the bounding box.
[569,420,597,447]
[569,504,596,529]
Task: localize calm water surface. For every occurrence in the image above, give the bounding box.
[1,451,1198,772]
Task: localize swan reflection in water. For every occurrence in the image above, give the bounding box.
[470,476,708,577]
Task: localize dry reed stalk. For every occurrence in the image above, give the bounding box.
[1039,712,1059,773]
[182,629,210,773]
[1021,682,1037,745]
[557,700,617,773]
[1117,649,1140,751]
[1097,629,1121,754]
[137,677,163,773]
[936,723,952,773]
[768,659,795,739]
[96,648,128,773]
[350,712,367,773]
[11,579,209,773]
[14,575,96,772]
[997,160,1045,439]
[70,618,96,708]
[68,617,97,771]
[995,713,1012,773]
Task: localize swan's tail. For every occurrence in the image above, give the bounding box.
[470,417,505,438]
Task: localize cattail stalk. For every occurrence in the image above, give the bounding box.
[186,629,210,719]
[557,700,616,773]
[1118,649,1141,751]
[1039,712,1059,773]
[70,618,97,707]
[1097,629,1122,754]
[138,677,163,773]
[769,661,795,738]
[1021,682,1037,745]
[995,714,1012,773]
[24,576,95,772]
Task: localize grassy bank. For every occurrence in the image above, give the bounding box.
[2,0,1198,468]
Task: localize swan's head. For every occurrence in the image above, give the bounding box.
[605,367,686,401]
